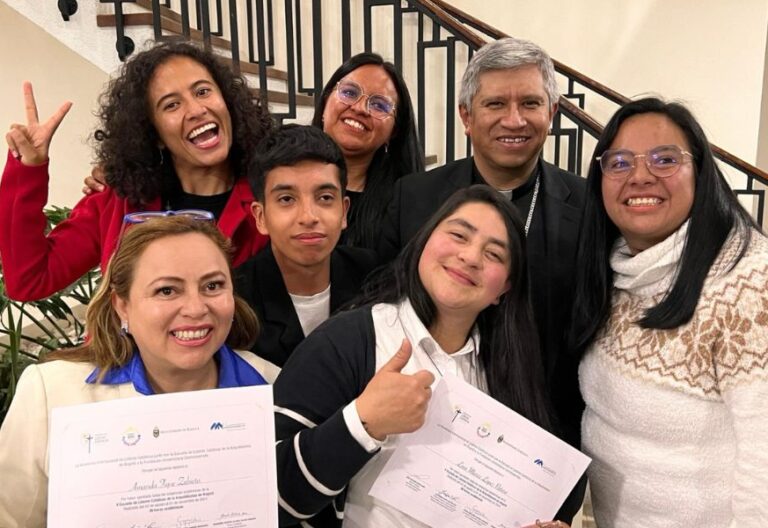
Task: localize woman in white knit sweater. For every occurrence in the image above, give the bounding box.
[569,97,768,527]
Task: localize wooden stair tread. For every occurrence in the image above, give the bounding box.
[96,13,289,82]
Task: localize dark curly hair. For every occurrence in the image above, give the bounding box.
[93,41,274,206]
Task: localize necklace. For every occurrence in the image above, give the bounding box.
[524,175,540,237]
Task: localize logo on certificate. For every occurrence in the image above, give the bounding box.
[80,432,108,453]
[533,458,557,477]
[476,422,492,438]
[209,421,246,431]
[153,426,160,438]
[121,426,142,446]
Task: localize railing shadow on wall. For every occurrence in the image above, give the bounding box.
[94,0,768,225]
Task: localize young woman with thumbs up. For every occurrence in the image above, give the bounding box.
[273,185,565,527]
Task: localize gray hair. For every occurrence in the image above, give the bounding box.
[458,37,559,111]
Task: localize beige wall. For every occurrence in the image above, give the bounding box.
[450,0,768,171]
[759,22,768,171]
[0,1,108,208]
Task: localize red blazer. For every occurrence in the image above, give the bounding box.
[0,151,267,301]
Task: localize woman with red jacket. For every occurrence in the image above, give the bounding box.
[1,41,273,301]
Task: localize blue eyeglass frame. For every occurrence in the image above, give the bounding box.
[122,209,215,225]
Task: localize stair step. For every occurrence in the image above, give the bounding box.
[95,13,289,82]
[250,88,315,107]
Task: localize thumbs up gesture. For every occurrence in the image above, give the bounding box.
[355,339,436,441]
[6,82,72,165]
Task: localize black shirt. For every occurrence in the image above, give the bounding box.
[470,160,542,224]
[163,186,232,220]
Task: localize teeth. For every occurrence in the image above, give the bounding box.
[343,118,365,131]
[172,329,210,341]
[627,197,662,206]
[188,123,217,139]
[499,137,527,143]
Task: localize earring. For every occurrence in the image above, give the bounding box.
[158,147,165,166]
[120,320,129,336]
[384,142,389,154]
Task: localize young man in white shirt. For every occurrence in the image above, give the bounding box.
[235,125,378,367]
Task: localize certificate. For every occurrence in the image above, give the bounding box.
[369,375,590,527]
[47,385,277,528]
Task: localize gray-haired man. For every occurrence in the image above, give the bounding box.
[379,37,586,522]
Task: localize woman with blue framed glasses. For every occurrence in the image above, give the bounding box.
[569,98,768,526]
[311,52,424,250]
[0,215,278,527]
[0,41,273,302]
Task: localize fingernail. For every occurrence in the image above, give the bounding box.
[98,185,104,191]
[12,151,20,160]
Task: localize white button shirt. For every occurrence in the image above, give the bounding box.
[341,299,485,528]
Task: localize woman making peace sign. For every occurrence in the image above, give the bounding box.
[1,41,273,301]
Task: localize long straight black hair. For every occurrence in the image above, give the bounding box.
[569,98,759,354]
[353,185,552,430]
[311,52,424,250]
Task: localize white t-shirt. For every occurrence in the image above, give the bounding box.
[289,284,331,337]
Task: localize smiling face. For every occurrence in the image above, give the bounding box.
[252,159,349,272]
[147,56,233,178]
[601,112,696,253]
[321,64,397,163]
[112,232,234,386]
[418,202,512,324]
[459,65,555,189]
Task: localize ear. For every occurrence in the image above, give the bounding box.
[492,280,512,306]
[459,104,471,138]
[251,201,269,236]
[112,290,129,322]
[549,101,559,126]
[341,195,350,230]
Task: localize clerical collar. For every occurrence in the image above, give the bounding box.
[470,159,541,200]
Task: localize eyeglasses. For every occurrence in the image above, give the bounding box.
[123,209,215,225]
[597,145,693,179]
[111,209,216,265]
[334,80,396,120]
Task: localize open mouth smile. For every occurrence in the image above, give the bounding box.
[187,122,221,148]
[171,327,212,343]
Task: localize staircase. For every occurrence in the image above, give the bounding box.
[6,0,767,229]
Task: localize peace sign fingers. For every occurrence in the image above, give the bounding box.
[24,82,40,126]
[7,82,73,166]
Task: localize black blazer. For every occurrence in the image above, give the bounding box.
[378,157,586,442]
[234,244,378,367]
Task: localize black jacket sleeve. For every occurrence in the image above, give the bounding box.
[273,308,377,526]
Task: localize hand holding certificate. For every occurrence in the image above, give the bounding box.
[48,386,277,528]
[369,375,590,527]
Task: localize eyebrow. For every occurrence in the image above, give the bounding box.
[154,79,214,110]
[269,182,341,193]
[446,218,508,249]
[147,270,227,286]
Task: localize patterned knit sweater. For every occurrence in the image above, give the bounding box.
[580,228,768,528]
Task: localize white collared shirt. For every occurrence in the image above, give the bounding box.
[341,298,485,528]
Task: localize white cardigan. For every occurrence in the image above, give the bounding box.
[0,351,278,528]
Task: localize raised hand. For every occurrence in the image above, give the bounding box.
[355,339,436,441]
[5,82,72,166]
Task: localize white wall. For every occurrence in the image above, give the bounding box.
[450,0,768,171]
[0,1,109,208]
